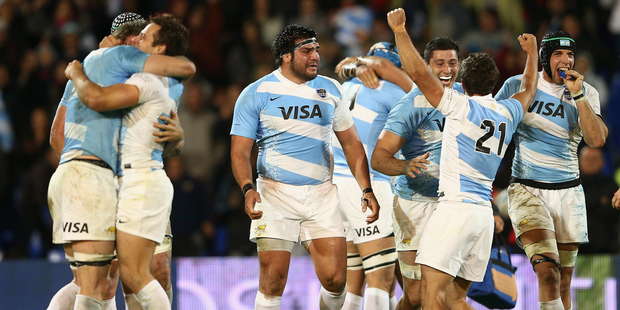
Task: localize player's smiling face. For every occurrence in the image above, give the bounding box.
[429,50,459,88]
[549,49,574,85]
[132,23,164,55]
[289,39,320,82]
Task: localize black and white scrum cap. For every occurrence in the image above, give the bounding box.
[111,12,145,34]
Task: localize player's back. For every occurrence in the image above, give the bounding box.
[438,88,523,204]
[333,78,406,182]
[119,73,183,173]
[61,46,149,173]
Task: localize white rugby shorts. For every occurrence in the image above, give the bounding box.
[48,161,117,243]
[334,176,393,243]
[249,177,345,243]
[508,183,588,244]
[392,196,438,252]
[416,201,494,282]
[116,169,173,244]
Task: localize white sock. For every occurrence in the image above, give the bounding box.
[74,294,103,310]
[47,282,79,310]
[319,285,347,310]
[342,292,363,310]
[539,297,564,310]
[389,295,397,310]
[165,287,173,305]
[102,296,116,310]
[124,293,142,310]
[136,280,171,310]
[255,291,281,309]
[364,287,390,310]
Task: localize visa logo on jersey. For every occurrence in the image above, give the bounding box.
[528,101,565,118]
[278,105,323,120]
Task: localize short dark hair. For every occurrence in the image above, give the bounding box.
[271,24,317,66]
[113,19,148,43]
[423,37,460,63]
[460,52,498,96]
[149,13,189,56]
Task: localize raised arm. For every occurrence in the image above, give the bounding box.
[563,71,608,148]
[388,8,443,107]
[509,34,538,113]
[336,56,414,92]
[371,130,429,178]
[143,55,196,80]
[65,60,140,112]
[334,126,380,224]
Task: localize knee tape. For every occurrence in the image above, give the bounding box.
[66,254,78,271]
[256,238,295,252]
[523,239,561,272]
[362,247,397,275]
[154,233,173,255]
[398,258,421,280]
[559,250,578,268]
[73,252,116,267]
[347,253,363,271]
[523,238,558,260]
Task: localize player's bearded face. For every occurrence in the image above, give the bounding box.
[549,49,574,85]
[290,42,320,82]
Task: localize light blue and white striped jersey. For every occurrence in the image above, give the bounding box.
[437,88,523,205]
[60,46,149,174]
[384,83,464,202]
[495,72,600,183]
[119,73,183,175]
[231,69,354,186]
[333,78,406,182]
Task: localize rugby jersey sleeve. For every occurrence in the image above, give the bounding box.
[124,73,159,104]
[384,93,422,141]
[332,81,355,132]
[436,87,467,118]
[498,98,524,125]
[494,75,522,101]
[59,80,74,107]
[107,46,150,77]
[230,84,260,140]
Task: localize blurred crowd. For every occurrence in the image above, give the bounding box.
[1,0,620,260]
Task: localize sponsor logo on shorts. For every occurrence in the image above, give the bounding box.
[63,222,89,233]
[355,225,380,237]
[255,224,267,234]
[401,237,412,246]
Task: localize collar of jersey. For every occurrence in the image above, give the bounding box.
[275,68,311,88]
[538,71,566,91]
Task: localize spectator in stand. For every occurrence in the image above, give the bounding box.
[166,156,214,257]
[579,146,619,254]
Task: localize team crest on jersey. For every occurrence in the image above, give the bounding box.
[316,89,327,98]
[564,88,573,100]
